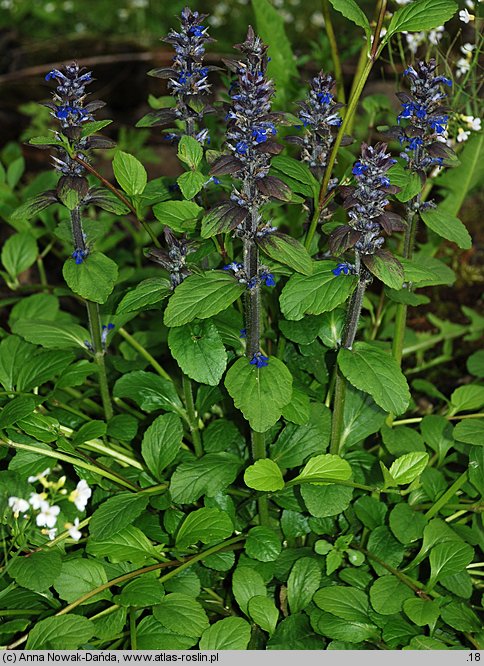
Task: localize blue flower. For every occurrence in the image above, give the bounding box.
[189,25,205,37]
[239,328,247,338]
[436,76,452,87]
[235,141,248,155]
[72,249,88,265]
[250,352,269,368]
[408,137,423,151]
[261,272,275,287]
[429,116,448,134]
[101,323,115,346]
[223,262,243,272]
[317,92,332,104]
[45,69,64,81]
[332,262,351,276]
[352,161,368,176]
[380,176,391,187]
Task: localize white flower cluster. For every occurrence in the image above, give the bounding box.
[456,115,482,142]
[7,470,91,543]
[404,26,444,54]
[456,43,476,78]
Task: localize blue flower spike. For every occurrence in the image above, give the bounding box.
[250,352,269,368]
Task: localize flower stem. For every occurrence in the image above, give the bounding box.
[86,299,113,421]
[118,327,172,382]
[251,430,270,526]
[182,374,203,457]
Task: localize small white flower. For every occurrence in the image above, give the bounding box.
[66,518,82,542]
[69,479,92,511]
[459,8,474,22]
[311,11,325,27]
[29,493,46,510]
[465,0,475,8]
[47,528,58,541]
[456,57,471,77]
[461,43,476,55]
[8,497,30,518]
[36,501,60,529]
[429,26,444,45]
[457,127,471,142]
[405,32,425,54]
[395,0,412,4]
[380,27,387,39]
[469,117,481,131]
[28,468,50,483]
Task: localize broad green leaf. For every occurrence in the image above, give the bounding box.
[153,593,209,639]
[340,385,386,450]
[141,413,183,479]
[279,316,324,345]
[177,135,203,170]
[420,208,472,250]
[0,396,37,428]
[281,387,311,425]
[280,261,357,321]
[406,636,448,650]
[400,256,455,287]
[449,384,484,414]
[176,507,233,549]
[153,200,203,233]
[429,541,474,586]
[1,232,38,279]
[267,615,324,649]
[199,617,251,650]
[72,420,106,445]
[271,404,331,468]
[113,370,182,414]
[26,616,94,649]
[354,496,387,530]
[389,452,429,485]
[453,420,484,446]
[369,576,414,615]
[251,0,298,108]
[301,484,353,518]
[440,601,482,632]
[420,415,454,461]
[314,586,370,624]
[389,503,427,544]
[287,558,321,614]
[113,150,147,195]
[80,119,113,137]
[177,170,206,200]
[382,424,425,456]
[328,0,371,40]
[388,163,421,202]
[16,349,73,392]
[367,526,404,575]
[245,526,282,562]
[338,342,410,414]
[137,616,195,649]
[164,271,245,327]
[232,566,266,616]
[168,319,227,386]
[387,0,457,37]
[8,293,59,324]
[53,559,109,605]
[116,278,171,314]
[257,233,313,276]
[11,319,89,350]
[438,133,484,216]
[86,525,160,563]
[63,252,118,304]
[9,549,61,593]
[244,459,285,491]
[170,452,242,503]
[225,356,293,432]
[10,192,58,225]
[116,578,165,607]
[248,596,279,636]
[271,155,319,197]
[363,252,404,290]
[311,608,378,643]
[468,350,484,378]
[294,453,352,483]
[403,598,440,627]
[89,493,149,540]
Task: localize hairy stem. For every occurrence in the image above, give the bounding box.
[86,299,113,421]
[182,374,203,458]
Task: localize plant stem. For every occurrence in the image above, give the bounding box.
[182,374,203,457]
[118,327,172,381]
[86,299,113,421]
[321,0,345,105]
[251,430,270,526]
[425,471,468,520]
[330,271,368,454]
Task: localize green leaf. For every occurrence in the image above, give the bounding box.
[199,617,251,650]
[287,557,321,614]
[453,419,484,446]
[363,252,404,290]
[29,135,65,147]
[177,135,203,170]
[10,191,58,226]
[311,609,378,643]
[257,233,313,276]
[63,252,118,304]
[170,452,242,503]
[271,155,319,197]
[153,593,209,639]
[354,496,387,530]
[153,200,203,233]
[369,576,414,615]
[232,566,266,616]
[176,507,233,549]
[420,208,472,250]
[338,342,410,414]
[293,453,352,484]
[86,525,160,563]
[116,278,171,314]
[1,232,38,279]
[113,370,183,414]
[440,601,482,632]
[450,384,484,414]
[468,350,484,378]
[26,616,94,649]
[168,320,227,386]
[53,559,109,605]
[164,271,245,327]
[401,256,455,287]
[11,319,89,350]
[72,420,106,445]
[116,578,165,607]
[89,493,149,540]
[437,133,484,216]
[80,120,113,138]
[17,349,73,392]
[9,549,62,593]
[244,459,285,491]
[314,586,370,624]
[272,405,330,467]
[280,261,357,321]
[267,615,324,649]
[225,356,293,432]
[403,598,440,627]
[367,526,405,575]
[388,163,422,202]
[281,387,311,425]
[177,170,206,200]
[248,596,279,636]
[301,484,353,518]
[136,616,195,649]
[141,413,183,479]
[429,541,474,585]
[328,0,371,40]
[0,396,37,428]
[113,150,147,195]
[341,385,386,450]
[387,0,457,37]
[389,503,427,544]
[251,0,298,108]
[389,452,429,485]
[245,526,282,562]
